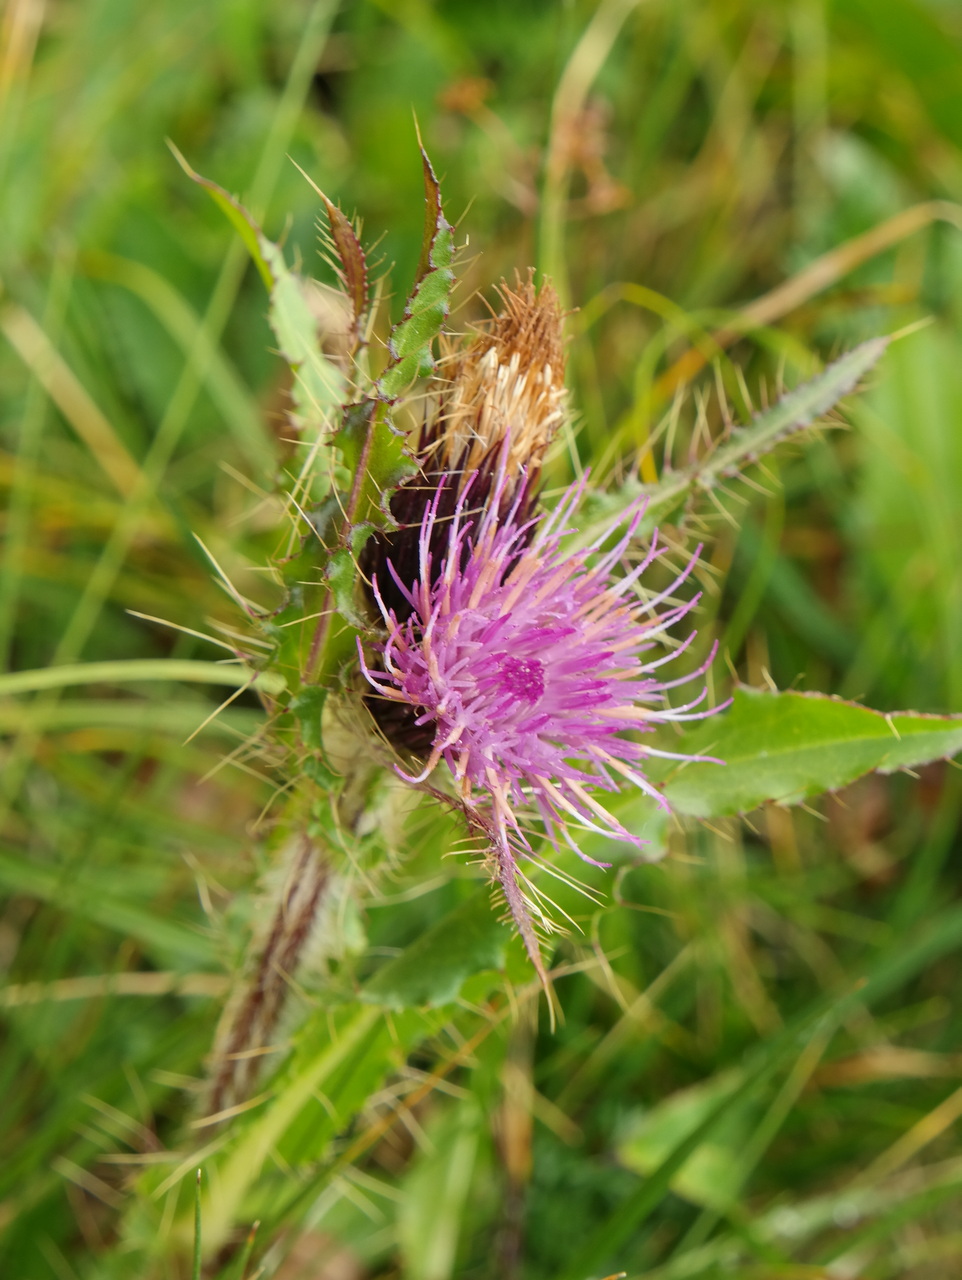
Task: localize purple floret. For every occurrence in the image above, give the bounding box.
[359,448,723,981]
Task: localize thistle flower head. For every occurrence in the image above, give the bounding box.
[359,447,721,983]
[368,275,566,622]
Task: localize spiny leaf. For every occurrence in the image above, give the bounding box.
[335,399,416,529]
[376,146,456,401]
[266,402,413,690]
[651,336,888,526]
[708,336,890,478]
[289,157,369,341]
[414,142,447,284]
[659,686,962,817]
[288,685,327,752]
[262,534,330,693]
[321,197,368,339]
[172,145,346,429]
[325,545,368,630]
[169,143,273,290]
[258,237,347,427]
[582,338,889,539]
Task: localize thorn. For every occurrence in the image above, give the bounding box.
[734,363,754,418]
[712,361,732,431]
[760,666,779,694]
[888,315,933,343]
[182,680,252,745]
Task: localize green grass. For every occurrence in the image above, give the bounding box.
[3,0,962,1277]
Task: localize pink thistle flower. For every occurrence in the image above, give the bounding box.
[359,454,722,985]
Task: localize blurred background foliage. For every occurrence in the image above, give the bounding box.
[2,0,962,1277]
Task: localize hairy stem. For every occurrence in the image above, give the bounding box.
[206,835,331,1118]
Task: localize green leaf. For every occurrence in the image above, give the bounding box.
[194,1004,382,1249]
[172,145,346,428]
[0,851,215,968]
[168,143,273,291]
[258,237,347,427]
[361,888,510,1009]
[398,1099,482,1280]
[376,146,456,401]
[293,401,411,676]
[189,1003,443,1253]
[288,685,327,751]
[559,898,962,1280]
[0,698,263,740]
[618,1070,750,1211]
[301,754,340,790]
[325,520,376,631]
[334,400,415,531]
[0,659,283,698]
[581,338,890,540]
[274,1006,417,1166]
[706,337,889,481]
[661,687,962,818]
[325,547,366,629]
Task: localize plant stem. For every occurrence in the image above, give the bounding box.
[206,835,331,1118]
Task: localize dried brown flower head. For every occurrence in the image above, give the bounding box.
[424,271,567,484]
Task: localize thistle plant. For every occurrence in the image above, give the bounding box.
[356,270,723,986]
[10,9,962,1275]
[173,144,962,1135]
